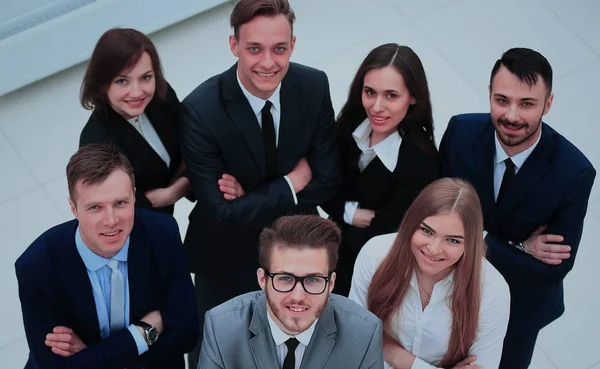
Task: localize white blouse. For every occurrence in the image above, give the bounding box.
[349,233,510,369]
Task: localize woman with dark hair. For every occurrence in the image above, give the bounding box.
[349,178,510,369]
[79,28,190,214]
[323,44,439,296]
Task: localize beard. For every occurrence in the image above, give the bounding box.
[265,288,328,335]
[495,115,542,147]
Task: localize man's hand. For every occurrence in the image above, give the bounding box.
[451,355,481,369]
[523,225,571,265]
[141,310,164,334]
[45,326,87,357]
[218,174,245,200]
[287,158,312,193]
[352,209,375,228]
[145,187,175,208]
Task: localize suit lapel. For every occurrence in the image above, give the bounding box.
[144,99,179,171]
[55,222,101,343]
[127,221,153,323]
[277,68,302,171]
[222,64,266,178]
[474,124,498,229]
[299,301,336,369]
[248,294,280,369]
[497,124,554,218]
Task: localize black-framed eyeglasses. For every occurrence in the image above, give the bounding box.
[263,270,332,295]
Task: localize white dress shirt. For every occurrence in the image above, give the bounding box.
[236,72,298,204]
[267,310,318,369]
[493,128,541,200]
[127,113,171,167]
[344,119,402,224]
[349,233,510,369]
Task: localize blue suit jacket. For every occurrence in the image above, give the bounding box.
[440,113,596,334]
[15,208,199,369]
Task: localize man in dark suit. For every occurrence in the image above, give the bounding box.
[440,48,596,369]
[199,215,383,369]
[181,1,340,365]
[15,144,199,369]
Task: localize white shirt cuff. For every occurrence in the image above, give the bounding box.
[283,176,298,205]
[343,201,359,225]
[410,357,440,369]
[127,324,149,355]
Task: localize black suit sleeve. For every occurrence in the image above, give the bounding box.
[180,103,297,235]
[486,167,596,291]
[295,73,342,211]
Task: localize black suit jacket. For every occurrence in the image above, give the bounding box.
[181,63,341,295]
[440,113,596,334]
[16,209,200,369]
[79,84,185,214]
[325,135,439,253]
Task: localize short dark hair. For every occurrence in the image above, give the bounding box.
[490,47,553,95]
[80,28,167,113]
[259,215,341,274]
[67,144,135,203]
[230,0,295,39]
[336,43,436,155]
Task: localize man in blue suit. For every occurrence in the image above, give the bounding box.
[15,144,199,369]
[440,48,596,368]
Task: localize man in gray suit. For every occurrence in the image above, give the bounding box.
[198,215,383,369]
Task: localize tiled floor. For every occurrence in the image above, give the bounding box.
[1,0,598,367]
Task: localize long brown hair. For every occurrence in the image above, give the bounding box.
[367,178,485,367]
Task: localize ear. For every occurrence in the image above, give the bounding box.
[229,35,239,57]
[68,197,78,219]
[132,187,137,205]
[257,268,266,290]
[488,84,492,99]
[290,35,296,54]
[410,97,417,105]
[543,92,554,116]
[328,272,336,293]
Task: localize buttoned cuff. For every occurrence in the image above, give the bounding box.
[343,201,359,225]
[283,176,298,205]
[127,324,149,355]
[410,357,439,369]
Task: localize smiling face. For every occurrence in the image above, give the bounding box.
[257,246,334,335]
[69,169,135,258]
[229,14,295,100]
[489,65,553,156]
[362,66,415,142]
[106,52,156,120]
[411,212,465,282]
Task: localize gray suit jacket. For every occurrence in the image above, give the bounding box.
[198,291,383,369]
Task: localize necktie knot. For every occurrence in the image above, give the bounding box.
[263,100,273,112]
[107,259,119,272]
[285,337,300,352]
[504,158,516,171]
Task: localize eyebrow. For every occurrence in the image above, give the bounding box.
[245,41,289,46]
[273,271,327,277]
[363,85,399,94]
[421,221,464,239]
[116,70,153,78]
[493,93,539,102]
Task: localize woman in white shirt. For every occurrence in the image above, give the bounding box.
[349,178,510,369]
[323,44,439,296]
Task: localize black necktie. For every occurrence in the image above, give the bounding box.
[282,337,300,369]
[261,100,277,181]
[497,158,516,205]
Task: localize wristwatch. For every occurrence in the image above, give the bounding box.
[509,240,526,252]
[137,320,159,346]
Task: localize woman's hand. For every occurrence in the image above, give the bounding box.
[352,208,375,228]
[451,355,481,369]
[145,187,176,208]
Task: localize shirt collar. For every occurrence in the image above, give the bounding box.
[75,226,130,271]
[352,118,402,172]
[267,307,318,347]
[127,112,147,126]
[494,125,542,170]
[409,269,455,291]
[236,70,281,118]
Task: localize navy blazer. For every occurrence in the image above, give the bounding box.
[15,209,199,369]
[80,83,186,215]
[180,63,341,295]
[440,113,596,334]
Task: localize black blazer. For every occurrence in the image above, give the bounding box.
[181,63,341,296]
[16,209,199,369]
[325,133,439,253]
[79,83,184,215]
[440,113,596,334]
